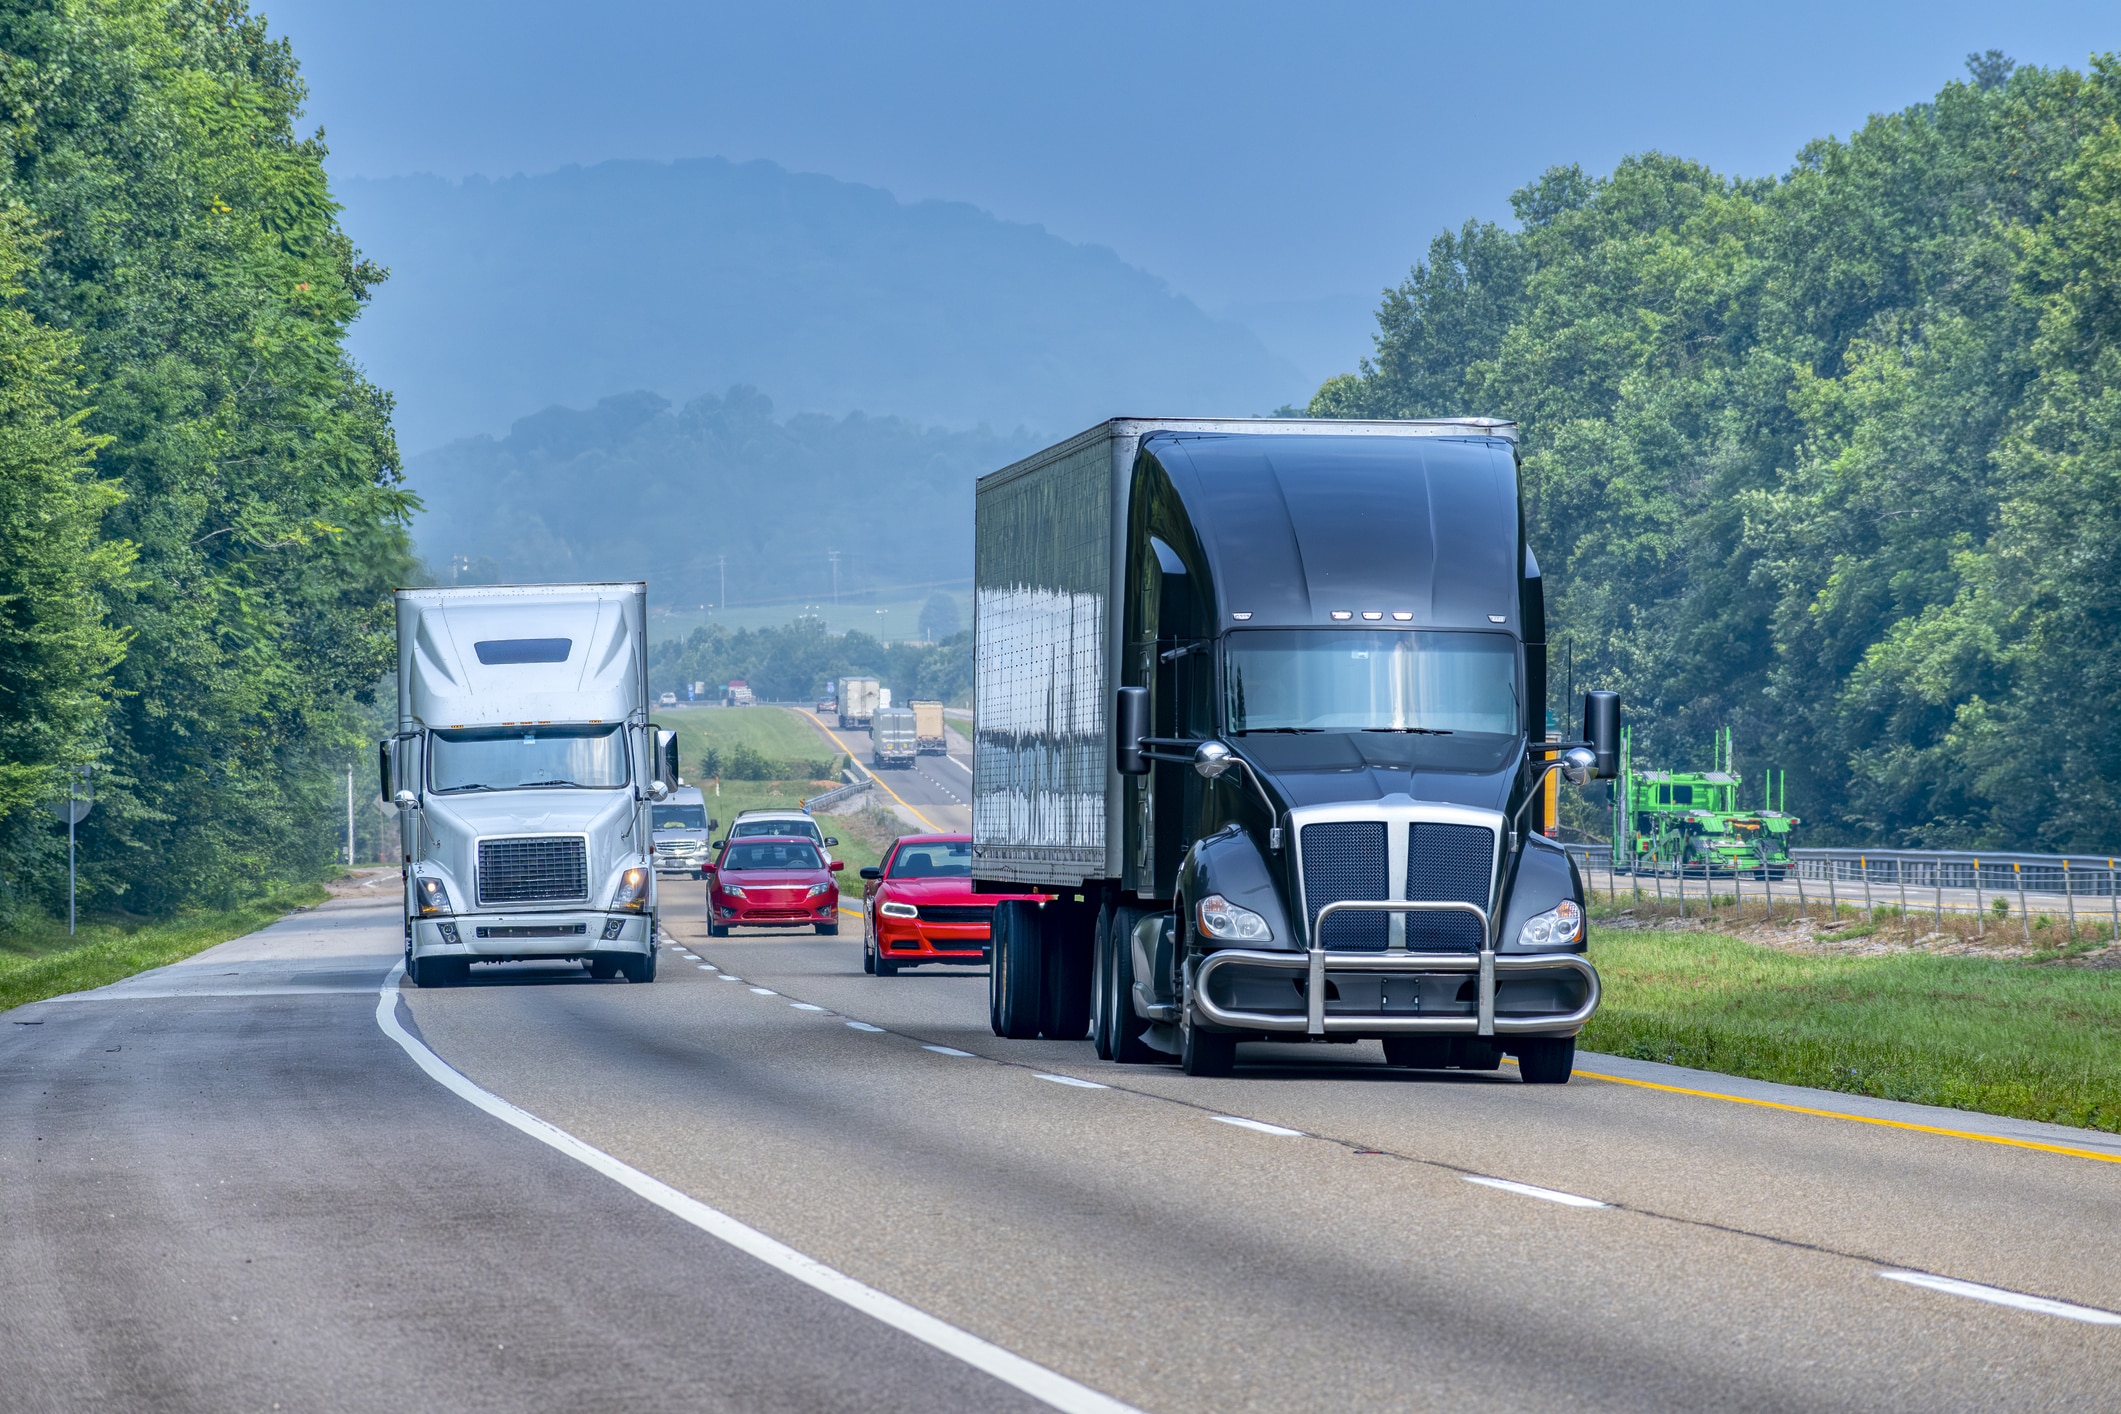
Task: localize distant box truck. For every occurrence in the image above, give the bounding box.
[869,707,918,768]
[971,418,1620,1079]
[384,583,680,988]
[837,676,880,727]
[911,700,947,754]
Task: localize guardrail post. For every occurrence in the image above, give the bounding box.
[2016,862,2031,943]
[1793,861,1808,921]
[1861,856,1873,923]
[2110,859,2118,944]
[1934,854,1945,932]
[2065,859,2077,941]
[1896,859,1909,931]
[1973,857,1984,938]
[1826,858,1838,923]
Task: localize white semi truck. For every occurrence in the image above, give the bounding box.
[382,583,679,986]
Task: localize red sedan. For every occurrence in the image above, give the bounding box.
[860,833,1040,974]
[707,836,843,937]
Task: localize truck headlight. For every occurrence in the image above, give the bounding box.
[879,901,918,919]
[610,867,650,913]
[1197,893,1272,942]
[1516,900,1583,949]
[415,876,454,917]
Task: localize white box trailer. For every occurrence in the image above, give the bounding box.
[837,676,881,727]
[384,583,680,987]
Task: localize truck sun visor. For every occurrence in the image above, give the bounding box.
[473,637,572,665]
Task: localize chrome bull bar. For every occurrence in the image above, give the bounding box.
[1192,899,1599,1039]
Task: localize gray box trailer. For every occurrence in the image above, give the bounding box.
[972,418,1620,1078]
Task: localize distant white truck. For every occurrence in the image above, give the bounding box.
[383,583,679,987]
[837,676,880,727]
[869,707,918,768]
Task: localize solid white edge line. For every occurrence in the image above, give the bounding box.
[1211,1116,1304,1137]
[374,968,1142,1413]
[1878,1270,2121,1325]
[1462,1175,1608,1209]
[1034,1074,1110,1089]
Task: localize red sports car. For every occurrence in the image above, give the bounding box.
[860,833,1039,974]
[707,836,843,937]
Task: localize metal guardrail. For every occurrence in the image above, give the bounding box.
[1561,842,2121,898]
[801,770,874,813]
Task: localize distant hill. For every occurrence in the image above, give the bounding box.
[408,386,1033,607]
[340,158,1306,452]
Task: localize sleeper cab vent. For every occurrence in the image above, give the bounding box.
[478,836,589,907]
[1405,822,1494,953]
[1300,821,1388,951]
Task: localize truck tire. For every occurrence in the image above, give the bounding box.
[588,956,619,980]
[1515,1037,1575,1084]
[1451,1038,1502,1071]
[1090,903,1114,1059]
[1101,905,1159,1064]
[622,948,656,983]
[1179,1010,1236,1077]
[1039,901,1094,1041]
[410,954,463,988]
[990,900,1043,1038]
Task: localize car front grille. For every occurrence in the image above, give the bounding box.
[917,904,994,925]
[477,836,589,906]
[1300,821,1389,951]
[1405,823,1494,952]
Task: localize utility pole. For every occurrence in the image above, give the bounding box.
[347,766,355,866]
[828,549,841,605]
[717,554,726,617]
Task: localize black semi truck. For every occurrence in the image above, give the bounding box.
[971,417,1618,1080]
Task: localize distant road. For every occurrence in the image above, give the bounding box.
[8,890,2121,1410]
[801,708,972,835]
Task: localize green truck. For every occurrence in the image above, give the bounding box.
[1611,727,1798,876]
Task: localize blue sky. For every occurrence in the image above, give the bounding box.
[261,0,2116,383]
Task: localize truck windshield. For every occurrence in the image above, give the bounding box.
[429,724,630,792]
[1223,630,1519,735]
[653,805,709,830]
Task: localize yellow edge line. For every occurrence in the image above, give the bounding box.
[802,710,939,832]
[1574,1068,2121,1166]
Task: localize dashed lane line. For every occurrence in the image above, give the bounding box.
[1463,1175,1609,1208]
[924,1045,975,1057]
[376,968,1143,1413]
[1035,1074,1110,1090]
[1212,1116,1304,1138]
[1878,1270,2121,1325]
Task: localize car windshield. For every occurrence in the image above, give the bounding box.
[429,724,629,792]
[653,805,709,830]
[888,841,972,879]
[732,817,820,844]
[722,840,822,871]
[1223,630,1519,735]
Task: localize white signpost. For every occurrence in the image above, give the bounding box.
[45,765,93,935]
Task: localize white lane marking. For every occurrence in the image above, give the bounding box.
[718,975,742,982]
[1878,1270,2121,1325]
[790,1002,826,1012]
[1035,1074,1109,1090]
[1212,1116,1304,1137]
[845,1021,885,1032]
[750,987,778,995]
[375,970,1140,1413]
[923,1045,975,1057]
[697,965,713,971]
[1463,1175,1609,1208]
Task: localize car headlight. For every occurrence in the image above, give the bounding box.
[879,901,918,919]
[610,867,650,913]
[721,883,746,898]
[415,876,454,917]
[1516,900,1583,949]
[1197,893,1272,942]
[805,882,831,898]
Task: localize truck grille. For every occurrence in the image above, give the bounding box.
[1301,822,1388,951]
[478,837,588,906]
[1405,823,1494,952]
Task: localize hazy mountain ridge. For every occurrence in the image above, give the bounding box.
[342,157,1306,452]
[409,386,1033,606]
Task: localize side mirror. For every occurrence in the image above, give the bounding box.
[377,740,393,802]
[829,860,845,872]
[823,836,839,847]
[648,780,670,801]
[711,840,726,850]
[1192,740,1234,779]
[393,789,419,811]
[1115,685,1150,775]
[859,866,882,881]
[659,730,681,789]
[1582,690,1621,779]
[1559,746,1598,787]
[709,819,719,833]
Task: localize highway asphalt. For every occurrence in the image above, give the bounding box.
[5,888,2119,1410]
[804,709,972,835]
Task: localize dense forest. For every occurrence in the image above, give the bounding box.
[0,0,409,919]
[411,386,1029,606]
[1313,53,2121,852]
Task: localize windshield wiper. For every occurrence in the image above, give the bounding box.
[1362,727,1453,735]
[1235,727,1324,735]
[518,779,588,789]
[438,783,495,793]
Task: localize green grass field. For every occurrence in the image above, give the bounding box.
[1582,926,2121,1131]
[662,704,844,770]
[1,885,331,1014]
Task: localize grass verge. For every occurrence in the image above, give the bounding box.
[0,884,331,1014]
[1582,926,2121,1131]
